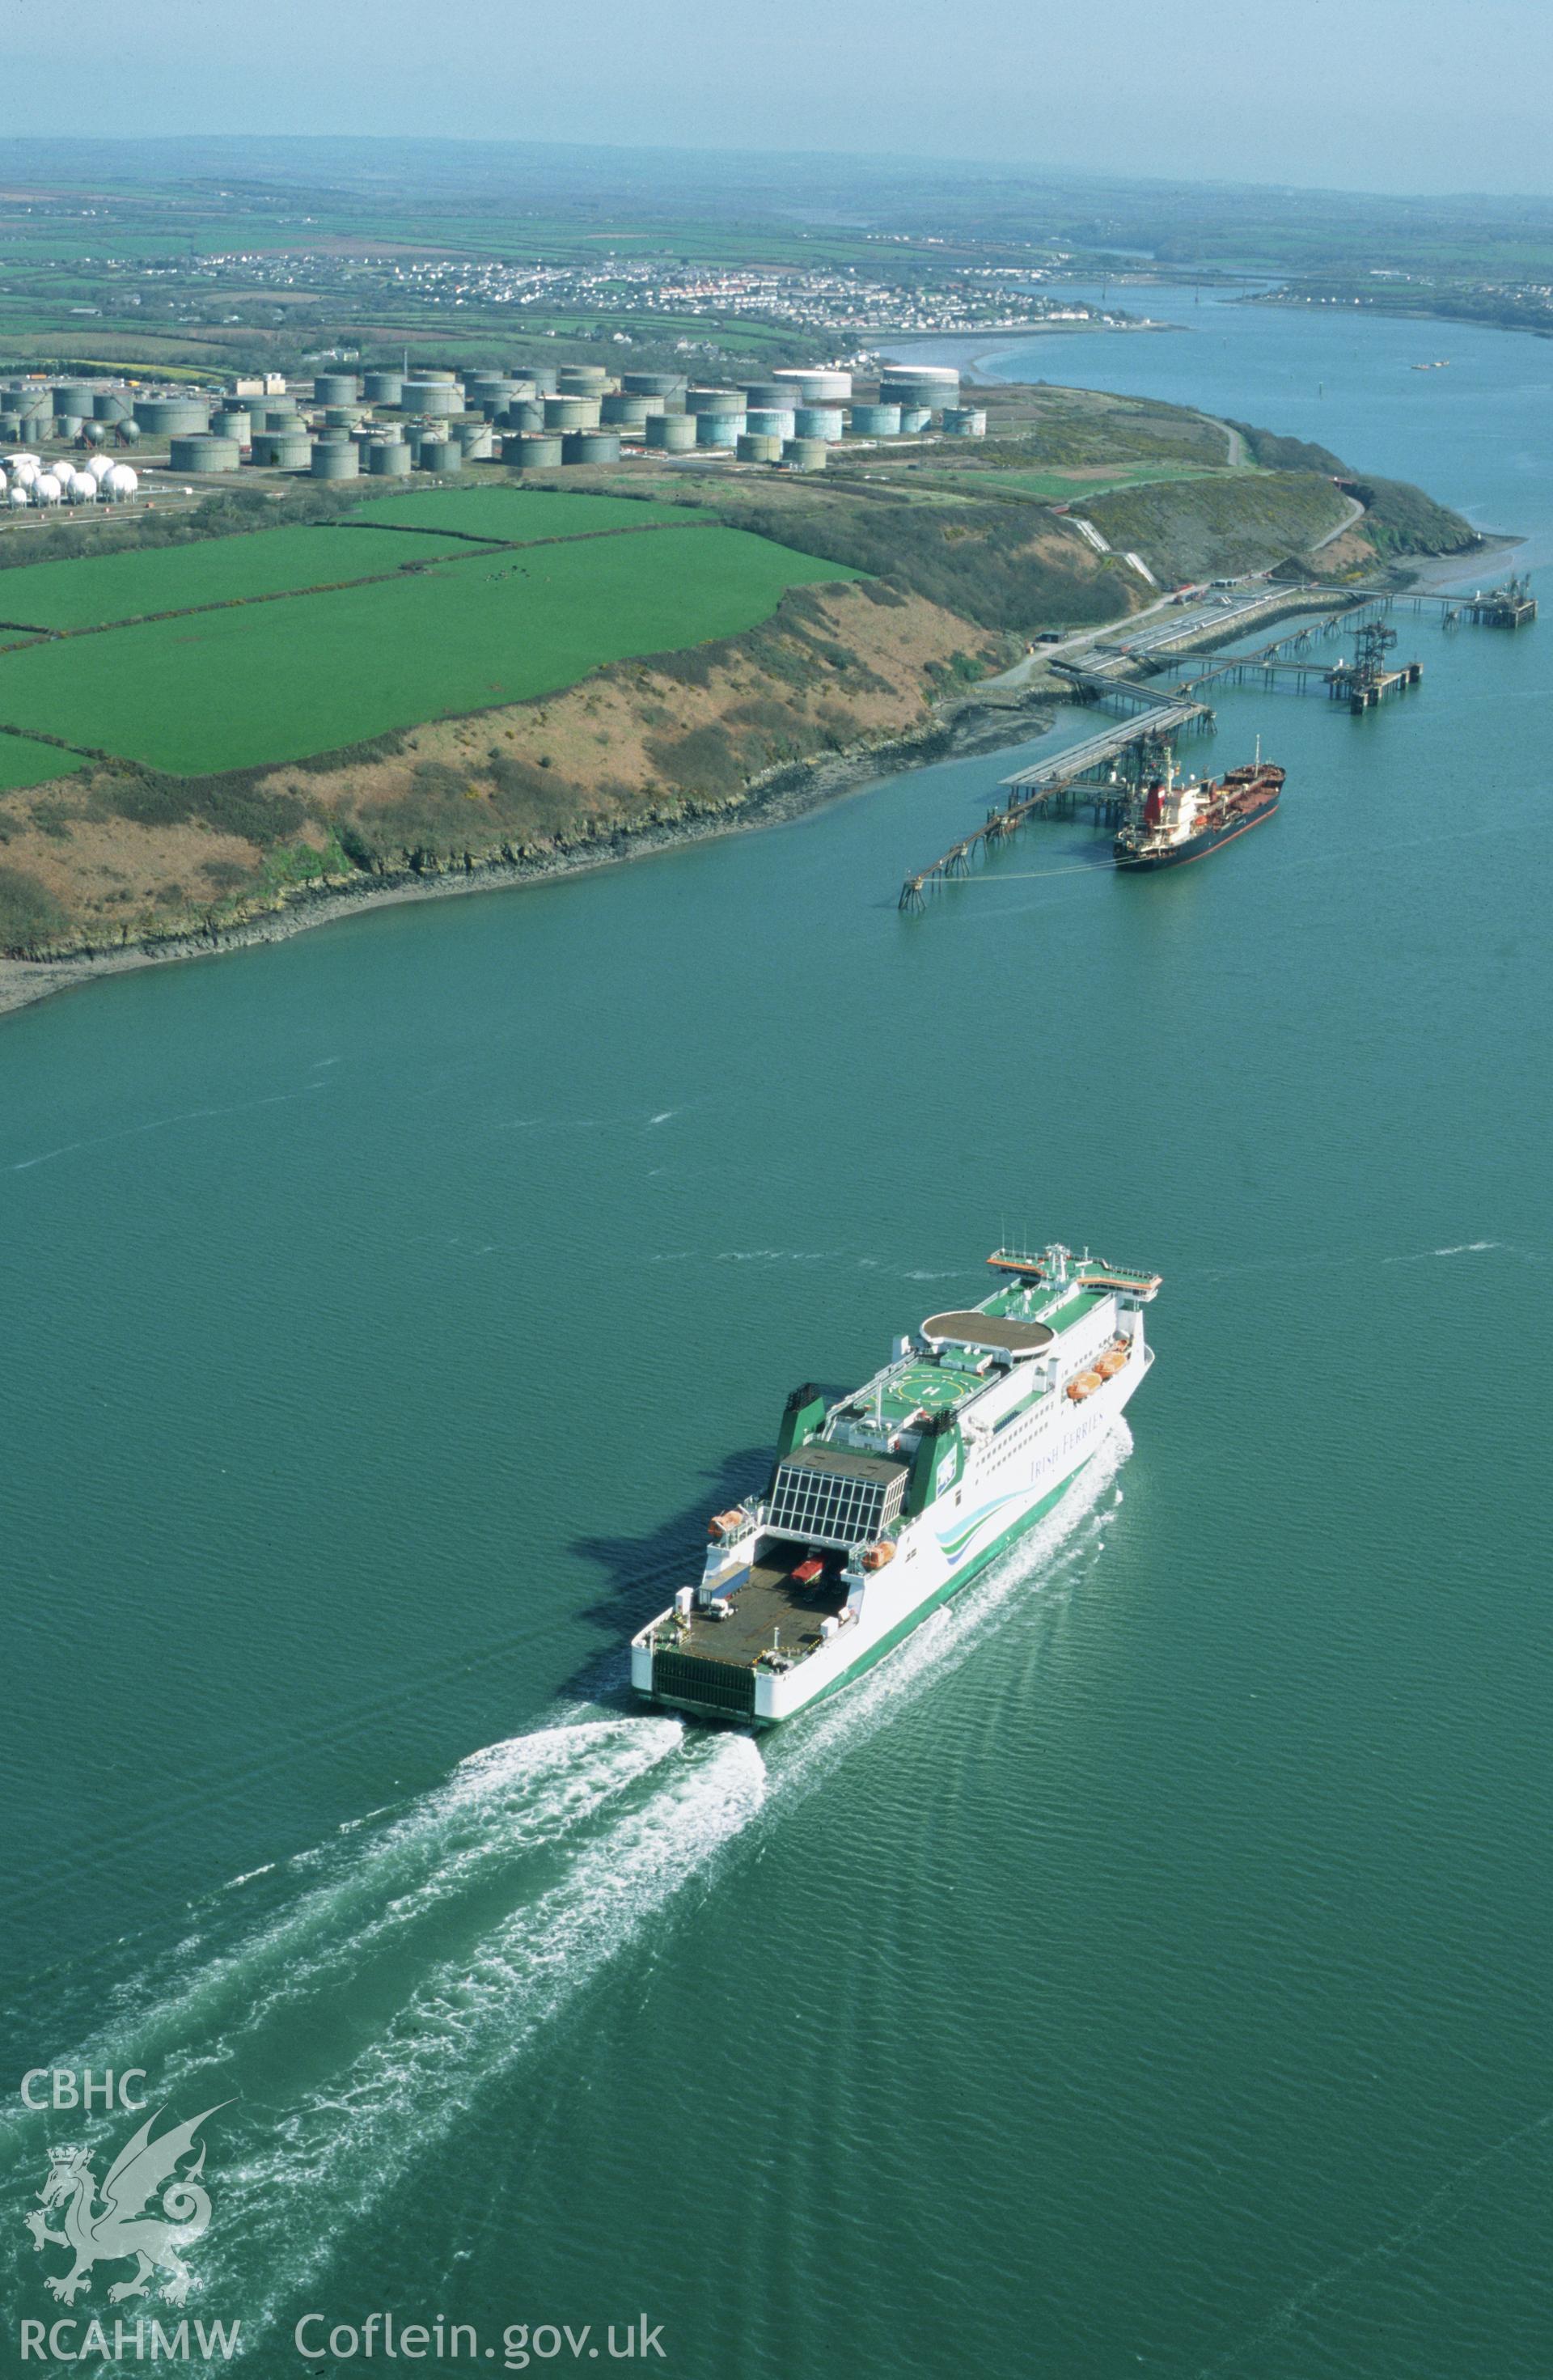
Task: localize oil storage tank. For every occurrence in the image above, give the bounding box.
[311,440,359,480]
[501,400,547,433]
[467,377,523,412]
[456,420,494,459]
[746,408,796,441]
[737,432,782,464]
[401,375,462,417]
[600,393,652,430]
[772,368,852,404]
[557,364,608,395]
[782,436,829,470]
[53,383,96,418]
[134,397,210,436]
[793,406,844,442]
[362,371,403,406]
[252,430,311,468]
[848,404,901,437]
[942,406,987,437]
[562,429,620,466]
[314,374,359,405]
[417,436,463,472]
[879,367,959,410]
[367,439,413,476]
[695,412,743,447]
[686,387,745,414]
[506,433,563,469]
[92,390,133,423]
[212,409,252,446]
[544,395,601,430]
[170,434,241,473]
[622,372,684,401]
[645,414,697,452]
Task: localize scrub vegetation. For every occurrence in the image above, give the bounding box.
[0,386,1479,962]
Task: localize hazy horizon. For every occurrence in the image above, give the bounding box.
[6,0,1549,199]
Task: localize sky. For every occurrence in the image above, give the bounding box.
[6,0,1552,196]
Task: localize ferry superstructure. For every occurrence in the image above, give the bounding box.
[631,1243,1160,1724]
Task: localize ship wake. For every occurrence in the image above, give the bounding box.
[0,1430,1128,2353]
[0,1718,763,2348]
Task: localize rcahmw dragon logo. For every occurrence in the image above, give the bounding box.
[24,2105,228,2306]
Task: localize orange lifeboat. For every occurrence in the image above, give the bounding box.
[862,1541,896,1571]
[1067,1371,1103,1402]
[1096,1347,1128,1378]
[708,1506,749,1541]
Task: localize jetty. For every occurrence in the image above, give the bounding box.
[898,701,1211,910]
[896,570,1534,909]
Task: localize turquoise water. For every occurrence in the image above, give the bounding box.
[1,288,1550,2380]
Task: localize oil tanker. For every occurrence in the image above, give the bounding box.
[630,1243,1159,1724]
[1115,755,1283,870]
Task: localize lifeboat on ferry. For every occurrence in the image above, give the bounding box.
[862,1541,895,1571]
[1096,1347,1128,1378]
[708,1507,750,1541]
[1067,1371,1103,1402]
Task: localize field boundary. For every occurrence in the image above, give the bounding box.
[0,514,720,657]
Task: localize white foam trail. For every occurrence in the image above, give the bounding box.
[0,1722,684,2138]
[6,1086,329,1174]
[207,1731,764,2327]
[1382,1237,1502,1265]
[0,1721,764,2365]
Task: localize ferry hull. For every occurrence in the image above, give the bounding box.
[634,1353,1145,1726]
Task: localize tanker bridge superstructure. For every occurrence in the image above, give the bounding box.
[895,570,1534,910]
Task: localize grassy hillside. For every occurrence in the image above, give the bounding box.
[717,494,1132,634]
[1080,471,1354,581]
[0,380,1487,963]
[0,578,997,955]
[0,512,857,775]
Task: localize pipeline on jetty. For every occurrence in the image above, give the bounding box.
[897,572,1534,910]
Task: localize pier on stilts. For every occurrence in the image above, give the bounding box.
[895,570,1534,910]
[897,699,1212,912]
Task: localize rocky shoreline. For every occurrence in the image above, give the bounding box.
[0,688,1055,1022]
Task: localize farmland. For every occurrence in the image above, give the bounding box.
[0,490,693,635]
[0,506,857,773]
[0,733,86,790]
[341,488,687,539]
[0,523,483,632]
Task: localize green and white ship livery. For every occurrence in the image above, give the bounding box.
[631,1243,1160,1723]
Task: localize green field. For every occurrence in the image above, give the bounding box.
[0,524,858,773]
[0,493,700,636]
[0,732,86,789]
[0,524,486,632]
[341,489,689,540]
